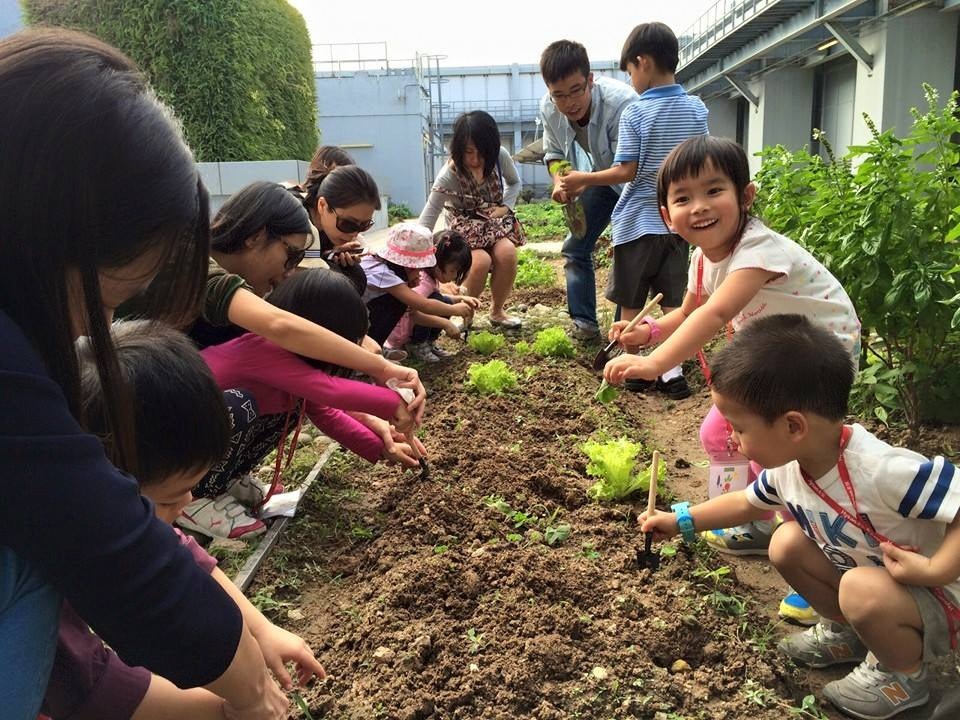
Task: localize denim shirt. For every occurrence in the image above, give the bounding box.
[539,76,638,193]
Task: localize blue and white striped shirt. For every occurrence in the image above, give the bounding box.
[610,84,708,246]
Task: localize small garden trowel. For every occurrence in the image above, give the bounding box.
[636,451,661,572]
[592,293,664,372]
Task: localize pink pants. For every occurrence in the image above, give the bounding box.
[700,404,775,521]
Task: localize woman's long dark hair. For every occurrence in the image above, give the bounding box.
[211,181,312,254]
[302,165,381,213]
[450,111,501,177]
[0,29,208,474]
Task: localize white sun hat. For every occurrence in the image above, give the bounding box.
[376,221,437,269]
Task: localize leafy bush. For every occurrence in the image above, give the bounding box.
[754,84,960,429]
[514,249,556,288]
[388,202,414,225]
[25,0,318,161]
[467,331,505,355]
[466,360,518,395]
[582,437,664,502]
[533,327,575,358]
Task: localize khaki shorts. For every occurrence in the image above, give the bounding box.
[906,585,960,661]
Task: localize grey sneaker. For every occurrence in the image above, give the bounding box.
[408,342,440,363]
[778,621,867,668]
[824,654,929,719]
[571,323,601,341]
[429,342,455,359]
[701,519,777,556]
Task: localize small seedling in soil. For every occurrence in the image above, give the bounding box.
[544,523,571,546]
[466,360,518,395]
[595,379,619,404]
[292,691,317,720]
[465,628,484,653]
[513,340,531,355]
[580,542,601,561]
[532,326,576,358]
[741,680,831,719]
[659,542,678,558]
[467,331,505,355]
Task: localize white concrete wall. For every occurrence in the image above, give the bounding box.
[820,57,857,157]
[705,96,739,141]
[747,66,814,174]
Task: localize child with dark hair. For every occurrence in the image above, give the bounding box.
[641,315,959,720]
[561,21,708,399]
[181,269,427,539]
[385,229,479,363]
[418,111,525,328]
[606,135,860,623]
[361,223,477,347]
[43,320,325,720]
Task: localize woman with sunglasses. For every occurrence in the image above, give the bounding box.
[299,165,380,295]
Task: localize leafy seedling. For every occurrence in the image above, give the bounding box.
[583,437,665,502]
[466,360,518,395]
[592,293,663,371]
[467,331,504,355]
[595,379,619,404]
[532,326,575,358]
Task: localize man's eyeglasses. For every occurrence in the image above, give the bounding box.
[279,238,307,271]
[549,83,590,105]
[332,208,375,234]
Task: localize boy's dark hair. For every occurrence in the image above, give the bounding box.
[433,229,472,284]
[302,165,381,213]
[540,40,590,85]
[267,269,369,376]
[79,321,230,486]
[711,315,854,423]
[657,136,752,211]
[450,111,501,178]
[619,22,679,73]
[211,181,312,254]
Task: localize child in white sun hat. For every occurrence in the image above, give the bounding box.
[360,222,476,347]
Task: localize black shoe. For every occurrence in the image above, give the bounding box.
[624,378,655,392]
[656,375,692,400]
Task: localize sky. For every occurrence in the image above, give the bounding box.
[288,0,717,68]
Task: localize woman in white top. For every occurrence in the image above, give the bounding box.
[418,111,526,328]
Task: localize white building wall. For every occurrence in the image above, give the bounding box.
[819,58,857,157]
[747,67,814,174]
[704,96,739,141]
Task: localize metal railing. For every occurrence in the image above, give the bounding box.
[678,0,784,66]
[430,99,542,124]
[311,42,419,76]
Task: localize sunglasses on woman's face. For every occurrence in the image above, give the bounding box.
[331,207,375,234]
[280,238,306,271]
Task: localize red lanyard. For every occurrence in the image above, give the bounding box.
[800,426,960,648]
[256,400,306,515]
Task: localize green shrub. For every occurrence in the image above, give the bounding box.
[754,84,960,429]
[25,0,318,162]
[514,249,556,288]
[467,331,504,355]
[388,202,414,225]
[466,360,518,395]
[533,327,575,358]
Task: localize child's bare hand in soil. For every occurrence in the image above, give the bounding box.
[444,320,462,340]
[638,510,679,542]
[880,542,934,585]
[381,428,426,468]
[255,624,327,690]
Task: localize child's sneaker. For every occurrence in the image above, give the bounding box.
[382,346,408,362]
[778,589,819,626]
[429,342,455,359]
[701,520,775,556]
[823,654,929,719]
[778,621,867,668]
[226,474,284,508]
[177,496,266,539]
[408,342,440,363]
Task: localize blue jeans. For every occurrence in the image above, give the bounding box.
[561,184,619,330]
[410,292,452,344]
[0,547,61,719]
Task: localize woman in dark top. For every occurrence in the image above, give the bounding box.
[0,29,286,719]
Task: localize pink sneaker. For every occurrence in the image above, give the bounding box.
[177,496,266,539]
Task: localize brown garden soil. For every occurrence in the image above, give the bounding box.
[252,276,960,720]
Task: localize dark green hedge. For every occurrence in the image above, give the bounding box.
[23,0,318,161]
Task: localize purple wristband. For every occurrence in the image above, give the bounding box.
[641,315,662,344]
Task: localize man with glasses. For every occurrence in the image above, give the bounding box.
[539,39,637,341]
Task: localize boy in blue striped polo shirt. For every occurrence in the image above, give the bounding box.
[560,22,707,399]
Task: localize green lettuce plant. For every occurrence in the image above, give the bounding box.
[533,327,575,358]
[467,331,505,355]
[466,360,518,395]
[582,437,664,502]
